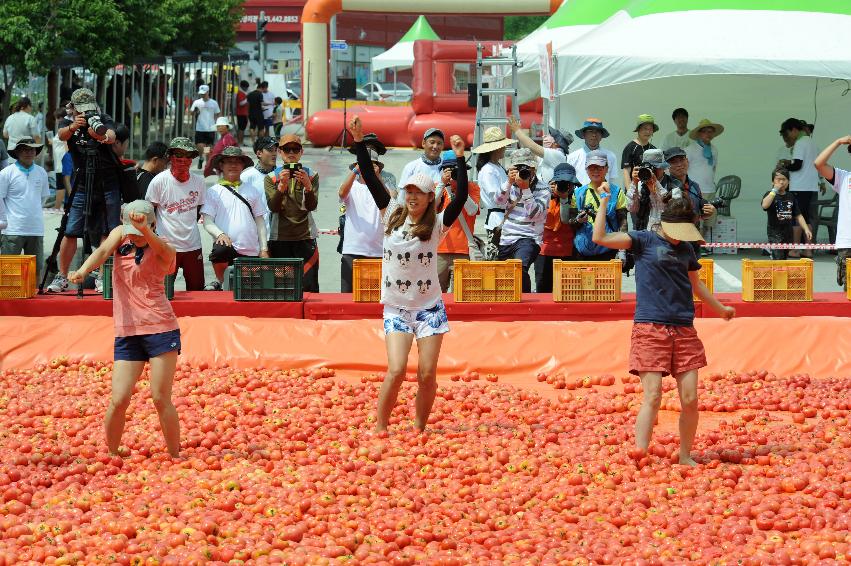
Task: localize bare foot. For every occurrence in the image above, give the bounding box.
[678,455,699,467]
[109,446,131,458]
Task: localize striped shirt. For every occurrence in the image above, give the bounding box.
[494,178,549,245]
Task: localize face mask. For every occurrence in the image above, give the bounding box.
[170,157,192,181]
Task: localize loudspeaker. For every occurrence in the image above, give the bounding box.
[337,78,356,100]
[467,83,489,109]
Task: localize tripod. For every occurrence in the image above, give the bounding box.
[330,98,349,153]
[39,140,101,299]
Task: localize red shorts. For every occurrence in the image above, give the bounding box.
[629,323,707,377]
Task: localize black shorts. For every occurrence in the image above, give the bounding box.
[114,329,181,362]
[194,131,215,146]
[249,114,264,130]
[237,115,248,132]
[791,191,815,224]
[209,242,250,265]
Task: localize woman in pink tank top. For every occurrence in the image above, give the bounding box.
[70,200,182,458]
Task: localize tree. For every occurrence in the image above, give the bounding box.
[504,16,548,40]
[162,0,244,54]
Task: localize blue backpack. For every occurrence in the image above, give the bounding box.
[573,185,620,257]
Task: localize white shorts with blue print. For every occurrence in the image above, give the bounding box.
[382,300,449,339]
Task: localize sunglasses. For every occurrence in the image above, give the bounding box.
[279,146,302,154]
[118,242,146,265]
[170,151,195,159]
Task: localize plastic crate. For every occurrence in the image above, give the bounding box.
[352,259,382,302]
[552,259,622,302]
[742,258,813,302]
[694,258,714,301]
[232,257,303,301]
[453,259,522,303]
[0,255,36,299]
[102,257,175,301]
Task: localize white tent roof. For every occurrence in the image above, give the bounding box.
[372,16,440,72]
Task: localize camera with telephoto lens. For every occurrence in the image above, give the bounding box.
[83,111,108,137]
[636,163,654,182]
[282,162,302,173]
[515,165,533,181]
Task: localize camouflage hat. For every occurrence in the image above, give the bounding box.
[210,146,253,173]
[71,88,98,113]
[167,137,199,157]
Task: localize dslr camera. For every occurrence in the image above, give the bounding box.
[579,203,596,218]
[636,162,654,183]
[515,165,533,181]
[282,162,302,172]
[83,111,108,137]
[709,197,725,209]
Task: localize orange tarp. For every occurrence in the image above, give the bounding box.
[2,316,849,380]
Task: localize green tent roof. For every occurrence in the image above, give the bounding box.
[626,0,851,17]
[542,0,631,29]
[398,16,441,43]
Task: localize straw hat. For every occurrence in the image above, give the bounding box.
[471,127,517,154]
[660,199,705,243]
[689,118,725,140]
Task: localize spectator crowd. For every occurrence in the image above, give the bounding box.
[1,88,848,295]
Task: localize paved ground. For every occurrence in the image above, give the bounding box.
[37,123,844,295]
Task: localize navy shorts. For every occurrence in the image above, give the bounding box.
[65,185,122,238]
[114,329,181,362]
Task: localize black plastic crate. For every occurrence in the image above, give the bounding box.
[232,258,303,301]
[102,257,175,301]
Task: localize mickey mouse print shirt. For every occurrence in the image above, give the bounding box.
[381,201,448,311]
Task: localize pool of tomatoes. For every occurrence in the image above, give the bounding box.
[0,358,850,565]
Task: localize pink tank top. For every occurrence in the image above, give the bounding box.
[112,237,179,337]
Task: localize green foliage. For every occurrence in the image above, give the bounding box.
[162,0,244,55]
[504,16,548,40]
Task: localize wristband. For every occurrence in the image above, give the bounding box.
[770,189,778,195]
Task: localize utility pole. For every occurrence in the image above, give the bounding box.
[256,10,268,80]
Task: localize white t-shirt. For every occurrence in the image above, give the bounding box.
[50,134,68,175]
[831,168,851,248]
[145,170,206,252]
[190,98,220,132]
[342,179,383,257]
[0,197,7,231]
[381,201,448,310]
[0,164,49,236]
[3,112,39,147]
[240,166,274,235]
[262,92,276,119]
[201,181,266,256]
[477,161,509,229]
[790,135,819,192]
[685,141,719,195]
[662,130,691,150]
[567,146,620,187]
[537,148,566,185]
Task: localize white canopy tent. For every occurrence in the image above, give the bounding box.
[513,0,628,103]
[553,0,851,242]
[371,15,440,72]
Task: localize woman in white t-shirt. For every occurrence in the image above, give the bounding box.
[338,148,387,292]
[348,116,469,434]
[472,127,517,260]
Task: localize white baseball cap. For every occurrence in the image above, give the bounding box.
[198,85,210,95]
[404,173,436,194]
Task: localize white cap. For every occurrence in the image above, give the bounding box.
[198,84,210,95]
[404,173,436,194]
[215,116,232,128]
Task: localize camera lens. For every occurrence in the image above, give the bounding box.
[449,168,458,180]
[637,167,652,182]
[556,181,572,193]
[518,168,532,181]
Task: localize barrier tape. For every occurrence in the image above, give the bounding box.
[317,229,339,236]
[704,242,836,250]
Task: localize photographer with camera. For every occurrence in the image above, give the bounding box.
[494,148,549,292]
[573,151,628,262]
[662,147,717,255]
[264,134,320,292]
[567,118,619,187]
[627,149,670,231]
[46,88,120,294]
[507,116,570,184]
[535,163,580,293]
[814,135,851,289]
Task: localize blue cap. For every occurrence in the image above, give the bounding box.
[551,163,580,185]
[575,118,610,139]
[439,149,470,170]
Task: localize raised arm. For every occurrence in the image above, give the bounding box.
[441,135,469,227]
[348,116,390,211]
[814,136,851,182]
[507,116,545,159]
[591,183,632,250]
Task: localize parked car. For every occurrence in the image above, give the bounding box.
[360,82,413,102]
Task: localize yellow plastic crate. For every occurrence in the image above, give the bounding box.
[0,255,37,299]
[352,259,382,302]
[694,258,714,301]
[742,258,813,302]
[453,259,522,303]
[846,258,850,300]
[552,259,622,302]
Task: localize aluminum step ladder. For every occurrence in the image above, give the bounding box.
[473,43,522,177]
